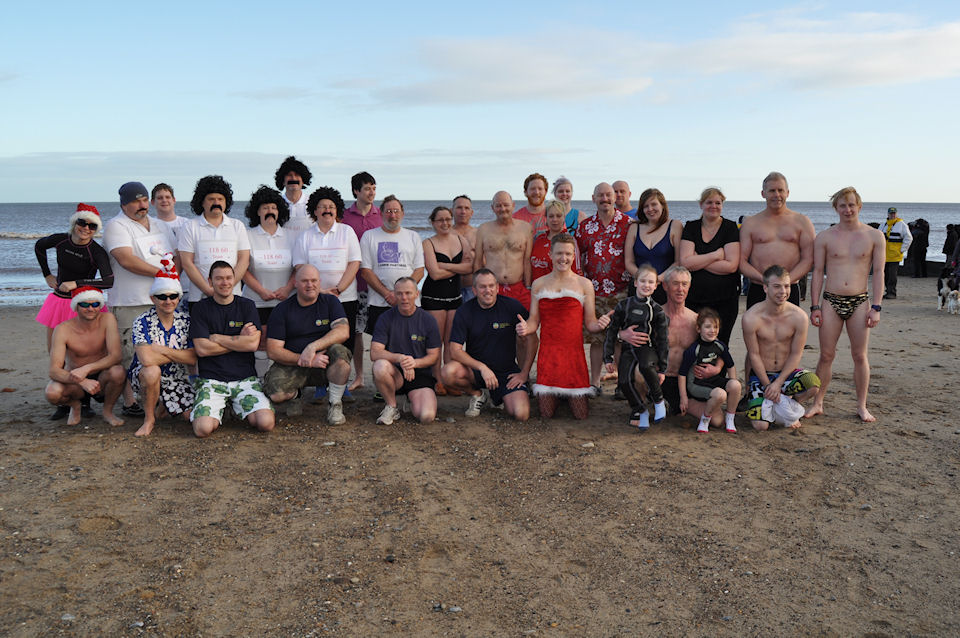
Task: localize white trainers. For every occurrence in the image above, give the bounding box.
[377,404,402,425]
[327,402,345,425]
[465,390,487,417]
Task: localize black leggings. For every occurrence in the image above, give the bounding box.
[618,345,663,409]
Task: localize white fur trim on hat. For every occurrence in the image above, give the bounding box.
[69,203,101,230]
[150,253,183,296]
[70,286,106,311]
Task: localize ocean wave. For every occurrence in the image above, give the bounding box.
[0,231,46,239]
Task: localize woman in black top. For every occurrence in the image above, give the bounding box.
[34,204,114,349]
[679,187,741,344]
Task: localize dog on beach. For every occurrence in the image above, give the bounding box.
[937,266,960,312]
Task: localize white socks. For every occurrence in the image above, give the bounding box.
[328,382,346,405]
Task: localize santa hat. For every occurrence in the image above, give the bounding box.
[70,286,106,311]
[150,253,183,296]
[69,203,101,230]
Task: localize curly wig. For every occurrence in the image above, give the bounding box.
[244,185,290,228]
[274,156,313,190]
[306,186,345,222]
[190,175,234,216]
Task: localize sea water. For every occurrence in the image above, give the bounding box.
[2,200,957,306]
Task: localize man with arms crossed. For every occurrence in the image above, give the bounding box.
[474,191,533,310]
[189,261,274,438]
[371,277,441,425]
[46,287,126,426]
[440,268,538,421]
[741,265,821,431]
[263,265,351,424]
[805,187,884,422]
[452,195,478,302]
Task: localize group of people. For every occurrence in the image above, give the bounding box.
[36,162,890,437]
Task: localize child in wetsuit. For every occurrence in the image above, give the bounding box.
[603,264,669,430]
[678,308,741,433]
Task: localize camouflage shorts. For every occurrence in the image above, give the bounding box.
[190,376,273,423]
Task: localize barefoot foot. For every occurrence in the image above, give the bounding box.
[135,421,155,437]
[348,379,364,392]
[67,403,82,426]
[103,413,125,427]
[804,404,824,418]
[857,407,876,422]
[787,420,802,429]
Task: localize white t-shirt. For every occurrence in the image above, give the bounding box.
[359,227,424,307]
[156,216,191,295]
[103,212,177,307]
[282,191,313,235]
[292,222,362,303]
[178,215,252,302]
[242,225,294,308]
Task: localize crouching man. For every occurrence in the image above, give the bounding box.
[189,261,274,438]
[264,265,351,424]
[45,287,126,426]
[371,277,441,425]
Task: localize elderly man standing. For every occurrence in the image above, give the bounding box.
[263,265,351,424]
[474,191,533,309]
[104,181,178,418]
[371,277,441,425]
[178,175,251,307]
[128,259,196,437]
[574,182,632,391]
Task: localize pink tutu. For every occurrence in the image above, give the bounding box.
[35,292,108,328]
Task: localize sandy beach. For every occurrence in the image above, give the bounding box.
[1,275,958,636]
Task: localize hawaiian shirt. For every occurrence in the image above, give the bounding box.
[574,211,632,296]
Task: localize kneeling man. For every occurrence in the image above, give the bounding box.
[46,287,126,426]
[741,265,820,430]
[441,268,538,420]
[371,277,441,425]
[264,265,351,424]
[189,261,274,438]
[129,260,197,436]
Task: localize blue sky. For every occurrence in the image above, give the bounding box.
[2,1,959,203]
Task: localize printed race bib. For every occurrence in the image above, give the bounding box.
[197,240,238,269]
[310,247,347,289]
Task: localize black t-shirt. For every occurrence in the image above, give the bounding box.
[681,218,741,304]
[449,296,528,375]
[267,293,347,354]
[371,306,441,358]
[189,296,260,382]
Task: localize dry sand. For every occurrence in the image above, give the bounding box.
[1,276,958,636]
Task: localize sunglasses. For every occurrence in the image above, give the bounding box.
[154,293,180,301]
[75,220,99,230]
[77,301,102,308]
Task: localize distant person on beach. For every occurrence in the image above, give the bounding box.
[943,224,958,263]
[474,191,533,310]
[104,181,178,419]
[603,264,669,431]
[341,171,380,392]
[513,173,549,236]
[178,175,251,307]
[739,172,815,308]
[359,195,425,337]
[45,287,125,427]
[882,207,913,299]
[188,261,274,438]
[516,233,611,419]
[371,277,441,425]
[263,265,351,424]
[422,205,473,395]
[34,203,113,357]
[805,187,884,423]
[612,180,637,219]
[128,259,196,437]
[741,265,820,431]
[553,176,586,231]
[452,195,478,302]
[908,218,929,278]
[274,155,314,234]
[575,182,632,391]
[241,186,295,345]
[441,268,536,421]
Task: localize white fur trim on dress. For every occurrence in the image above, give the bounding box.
[533,288,585,302]
[533,384,594,397]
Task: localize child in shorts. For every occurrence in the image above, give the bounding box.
[678,308,741,433]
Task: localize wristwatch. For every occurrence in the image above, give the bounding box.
[809,304,820,311]
[870,304,881,312]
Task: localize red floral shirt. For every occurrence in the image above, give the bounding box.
[574,211,631,296]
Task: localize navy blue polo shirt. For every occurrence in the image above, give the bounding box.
[267,293,347,354]
[189,295,260,382]
[449,296,528,375]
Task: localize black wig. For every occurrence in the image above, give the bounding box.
[306,186,345,222]
[190,175,234,216]
[244,185,291,228]
[274,156,313,190]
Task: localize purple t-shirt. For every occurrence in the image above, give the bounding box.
[341,203,382,293]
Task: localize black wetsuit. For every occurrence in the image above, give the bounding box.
[603,295,669,409]
[35,233,113,298]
